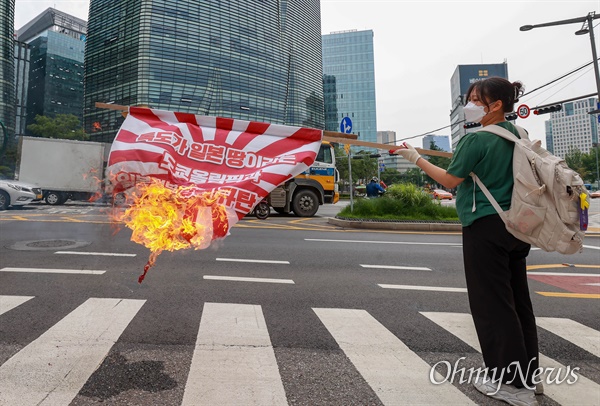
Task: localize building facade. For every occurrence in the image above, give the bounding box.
[16,8,87,130]
[322,29,377,151]
[422,134,450,152]
[545,97,598,158]
[84,0,324,143]
[14,41,30,137]
[1,0,15,141]
[449,63,509,150]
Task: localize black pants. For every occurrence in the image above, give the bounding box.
[462,214,539,388]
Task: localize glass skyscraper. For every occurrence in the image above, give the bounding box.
[84,0,324,143]
[16,8,87,130]
[322,29,377,149]
[1,0,15,142]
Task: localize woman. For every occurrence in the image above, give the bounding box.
[392,77,540,406]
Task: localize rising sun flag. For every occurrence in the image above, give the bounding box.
[107,107,322,282]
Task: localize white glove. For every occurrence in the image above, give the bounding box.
[390,143,421,164]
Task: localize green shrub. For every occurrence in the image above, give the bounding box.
[338,182,458,221]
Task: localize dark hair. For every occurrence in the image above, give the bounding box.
[465,77,524,113]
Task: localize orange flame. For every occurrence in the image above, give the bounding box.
[111,179,230,282]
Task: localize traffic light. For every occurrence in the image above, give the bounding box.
[533,105,562,115]
[464,122,481,129]
[505,113,518,121]
[352,153,381,159]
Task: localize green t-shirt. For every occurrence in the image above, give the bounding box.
[446,121,522,227]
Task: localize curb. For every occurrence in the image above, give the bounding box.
[328,217,462,232]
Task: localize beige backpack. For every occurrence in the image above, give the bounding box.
[471,124,590,255]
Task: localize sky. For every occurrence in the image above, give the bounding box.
[14,0,599,148]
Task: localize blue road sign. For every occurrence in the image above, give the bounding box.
[340,117,353,134]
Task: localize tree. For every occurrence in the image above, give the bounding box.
[564,147,590,181]
[423,141,451,186]
[402,168,423,186]
[27,114,89,140]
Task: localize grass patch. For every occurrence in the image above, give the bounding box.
[338,183,459,222]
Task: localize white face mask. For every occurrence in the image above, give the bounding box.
[463,101,487,123]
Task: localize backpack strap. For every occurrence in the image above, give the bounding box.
[483,124,528,141]
[470,172,509,223]
[468,123,526,225]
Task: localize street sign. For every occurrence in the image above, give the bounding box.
[516,104,530,119]
[340,117,353,134]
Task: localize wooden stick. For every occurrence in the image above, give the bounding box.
[323,135,453,158]
[95,102,128,111]
[94,102,453,158]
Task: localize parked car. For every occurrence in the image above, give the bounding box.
[591,190,600,199]
[0,179,43,210]
[432,189,453,200]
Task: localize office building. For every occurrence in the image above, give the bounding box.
[546,97,598,158]
[1,0,15,140]
[16,8,87,129]
[422,134,450,152]
[322,29,377,151]
[84,1,324,143]
[14,41,30,136]
[449,63,509,150]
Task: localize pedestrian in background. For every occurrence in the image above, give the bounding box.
[391,77,540,406]
[366,177,386,198]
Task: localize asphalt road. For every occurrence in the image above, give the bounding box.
[0,201,599,406]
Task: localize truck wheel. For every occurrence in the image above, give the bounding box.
[0,190,9,210]
[254,201,270,220]
[45,191,65,205]
[292,189,319,217]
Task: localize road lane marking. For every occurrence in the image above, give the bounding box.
[527,272,600,277]
[305,238,459,246]
[215,258,289,264]
[361,264,432,271]
[203,275,294,284]
[0,267,105,275]
[378,284,467,292]
[536,317,600,357]
[536,292,600,299]
[583,245,600,250]
[527,264,600,270]
[421,312,600,406]
[182,303,287,406]
[313,308,474,405]
[0,298,145,406]
[584,283,600,286]
[0,295,34,316]
[55,251,136,257]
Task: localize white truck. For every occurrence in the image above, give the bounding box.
[16,136,109,205]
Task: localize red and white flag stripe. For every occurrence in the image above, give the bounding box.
[107,107,322,222]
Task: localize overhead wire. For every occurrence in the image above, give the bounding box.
[395,59,598,144]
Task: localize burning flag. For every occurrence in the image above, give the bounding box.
[107,107,322,281]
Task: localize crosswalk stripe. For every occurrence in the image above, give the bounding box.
[0,298,145,406]
[0,295,34,316]
[536,317,600,357]
[313,308,475,405]
[182,303,287,406]
[421,312,600,406]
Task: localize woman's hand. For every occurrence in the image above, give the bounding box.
[389,143,421,164]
